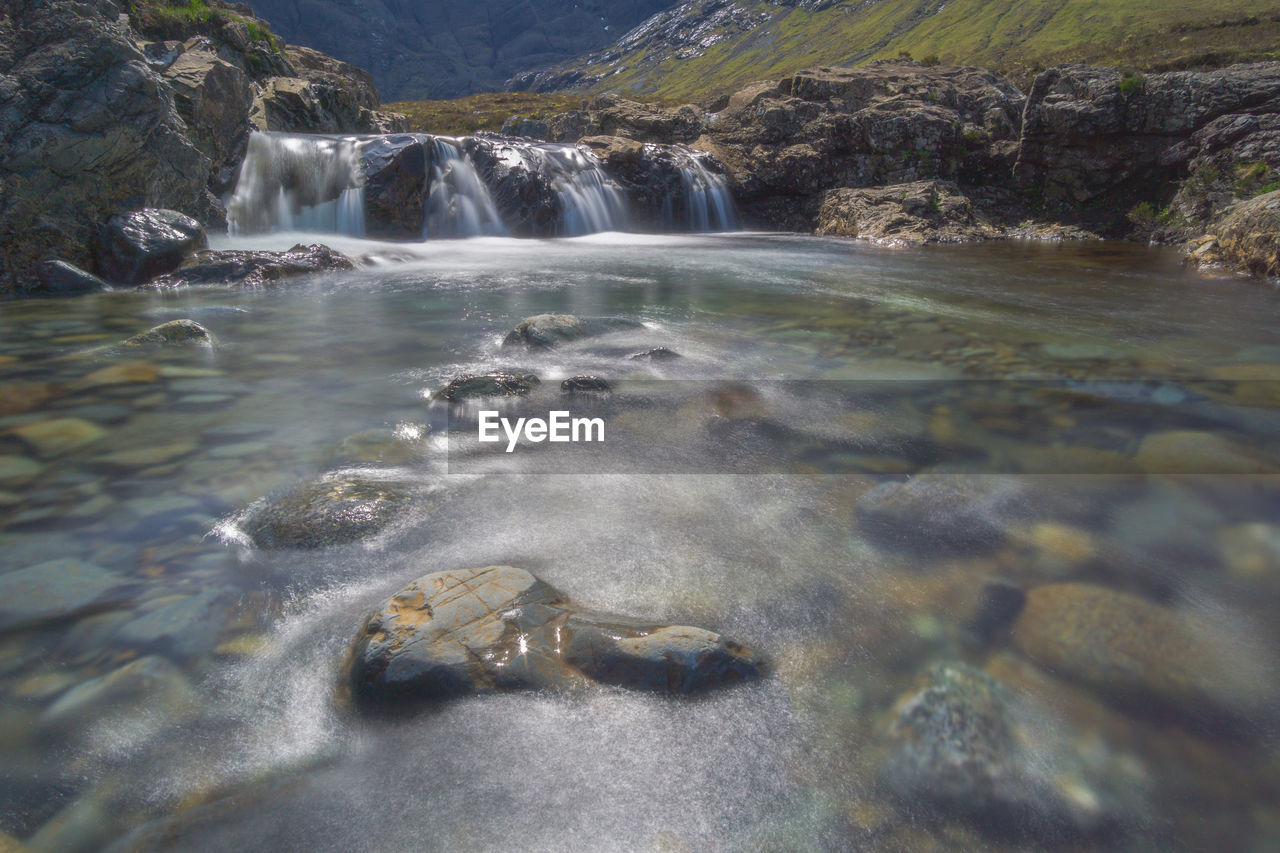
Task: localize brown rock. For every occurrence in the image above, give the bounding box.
[816,180,997,245]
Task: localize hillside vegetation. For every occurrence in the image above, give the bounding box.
[512,0,1280,100]
[385,93,597,136]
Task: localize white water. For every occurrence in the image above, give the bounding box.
[227,132,367,237]
[426,138,507,238]
[671,146,737,232]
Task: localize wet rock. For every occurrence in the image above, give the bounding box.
[502,313,645,349]
[241,476,414,549]
[561,376,612,395]
[1218,523,1280,581]
[1188,191,1280,279]
[1134,430,1278,474]
[0,559,127,634]
[630,346,682,361]
[146,244,356,288]
[9,418,107,457]
[855,474,1023,557]
[360,134,431,239]
[161,44,254,194]
[437,372,541,402]
[815,181,998,245]
[93,209,208,285]
[325,428,422,467]
[879,661,1148,837]
[20,261,110,297]
[347,566,765,708]
[119,320,213,348]
[1011,583,1276,728]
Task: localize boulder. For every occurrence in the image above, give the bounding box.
[360,134,431,239]
[1012,583,1276,729]
[22,261,109,297]
[815,180,998,244]
[502,313,645,349]
[879,661,1148,837]
[93,209,208,285]
[345,565,765,707]
[461,135,568,236]
[1189,191,1280,279]
[240,476,415,549]
[119,320,213,348]
[146,244,355,288]
[437,372,541,402]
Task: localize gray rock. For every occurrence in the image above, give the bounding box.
[0,559,127,634]
[119,319,213,347]
[561,375,611,394]
[855,474,1023,558]
[112,587,233,661]
[502,313,644,349]
[346,566,765,707]
[93,209,208,285]
[240,476,415,549]
[630,346,682,361]
[23,261,110,297]
[161,44,255,194]
[438,372,540,402]
[360,134,432,239]
[146,244,355,288]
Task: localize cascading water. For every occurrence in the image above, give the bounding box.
[669,147,737,233]
[543,145,631,236]
[227,132,366,237]
[426,139,507,238]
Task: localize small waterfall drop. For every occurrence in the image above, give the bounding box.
[543,145,630,236]
[670,147,737,233]
[426,139,507,238]
[228,132,366,237]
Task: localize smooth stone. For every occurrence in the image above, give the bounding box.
[241,476,415,549]
[560,375,612,394]
[1135,430,1278,474]
[0,559,127,633]
[854,474,1024,558]
[73,362,162,389]
[879,661,1148,837]
[96,442,197,469]
[0,456,43,486]
[37,655,196,736]
[94,209,207,285]
[112,588,232,660]
[118,320,212,348]
[1012,583,1275,728]
[437,372,540,402]
[502,314,645,349]
[347,566,765,708]
[8,418,106,457]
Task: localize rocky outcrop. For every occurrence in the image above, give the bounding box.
[1014,62,1280,235]
[146,243,355,288]
[93,209,208,285]
[815,180,999,245]
[345,565,765,708]
[579,135,733,229]
[1188,191,1280,278]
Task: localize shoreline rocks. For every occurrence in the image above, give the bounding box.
[345,565,765,708]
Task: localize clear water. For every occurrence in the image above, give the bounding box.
[1,233,1278,851]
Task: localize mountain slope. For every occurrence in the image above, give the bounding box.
[243,0,679,100]
[508,0,1280,100]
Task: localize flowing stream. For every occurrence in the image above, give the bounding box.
[1,232,1278,851]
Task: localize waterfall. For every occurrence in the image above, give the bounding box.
[227,132,366,237]
[542,145,630,236]
[669,147,738,233]
[426,138,507,238]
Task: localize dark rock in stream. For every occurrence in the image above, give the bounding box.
[438,372,541,402]
[360,134,432,239]
[146,244,355,288]
[879,661,1149,838]
[240,476,414,549]
[94,209,208,285]
[23,261,110,297]
[502,314,645,349]
[119,320,213,348]
[630,346,682,361]
[561,376,612,395]
[345,565,765,708]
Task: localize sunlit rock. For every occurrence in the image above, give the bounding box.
[240,476,415,549]
[502,313,644,349]
[119,319,214,348]
[346,566,765,708]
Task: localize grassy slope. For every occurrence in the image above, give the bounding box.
[385,92,597,135]
[544,0,1280,101]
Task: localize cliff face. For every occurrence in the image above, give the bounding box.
[242,0,679,101]
[0,0,403,294]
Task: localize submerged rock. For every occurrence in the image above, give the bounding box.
[1011,583,1275,729]
[146,244,355,288]
[94,209,208,285]
[437,372,541,402]
[346,565,764,707]
[37,655,196,737]
[502,313,645,349]
[879,661,1148,838]
[855,474,1023,557]
[241,476,414,549]
[119,319,213,348]
[0,559,127,634]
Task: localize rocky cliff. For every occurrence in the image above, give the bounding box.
[0,0,403,295]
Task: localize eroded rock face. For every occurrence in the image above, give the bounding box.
[93,210,208,285]
[346,566,765,707]
[1188,191,1280,278]
[815,180,998,245]
[502,313,645,349]
[146,244,355,288]
[360,134,431,239]
[241,476,415,549]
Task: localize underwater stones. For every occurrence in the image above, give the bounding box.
[8,418,107,457]
[242,476,414,549]
[854,474,1021,558]
[630,346,682,361]
[37,655,196,737]
[879,661,1146,837]
[119,319,213,348]
[560,376,612,395]
[93,209,208,285]
[0,456,43,487]
[346,566,765,708]
[1134,430,1278,474]
[96,442,197,470]
[0,559,127,634]
[1011,583,1275,727]
[438,372,540,402]
[502,314,645,349]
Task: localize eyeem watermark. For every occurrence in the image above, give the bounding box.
[478,410,605,452]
